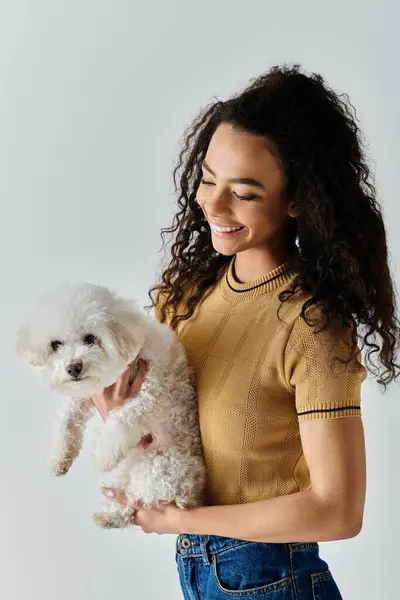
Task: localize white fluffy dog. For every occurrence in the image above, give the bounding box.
[15,282,206,528]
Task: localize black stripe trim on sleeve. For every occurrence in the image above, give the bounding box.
[297,406,361,416]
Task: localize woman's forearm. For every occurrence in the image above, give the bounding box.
[180,489,360,543]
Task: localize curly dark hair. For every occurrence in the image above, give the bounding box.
[145,63,400,391]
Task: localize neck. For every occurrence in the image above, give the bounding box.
[232,248,294,284]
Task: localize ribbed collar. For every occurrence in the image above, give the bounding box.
[220,254,298,303]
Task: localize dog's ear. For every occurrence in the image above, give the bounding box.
[105,298,147,363]
[14,324,47,367]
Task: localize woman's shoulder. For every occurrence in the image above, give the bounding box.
[284,295,366,379]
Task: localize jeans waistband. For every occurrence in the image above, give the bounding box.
[176,534,319,564]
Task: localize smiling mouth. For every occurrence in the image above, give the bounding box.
[210,225,247,238]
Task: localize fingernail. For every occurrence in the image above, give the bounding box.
[101,487,115,498]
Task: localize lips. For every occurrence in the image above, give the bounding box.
[209,219,244,227]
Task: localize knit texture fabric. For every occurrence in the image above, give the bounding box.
[154,255,368,506]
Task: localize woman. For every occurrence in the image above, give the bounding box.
[92,64,399,599]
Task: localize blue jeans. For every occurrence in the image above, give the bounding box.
[175,534,343,599]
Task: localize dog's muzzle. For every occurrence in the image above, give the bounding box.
[66,360,83,379]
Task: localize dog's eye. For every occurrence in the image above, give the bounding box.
[83,333,99,346]
[50,340,63,352]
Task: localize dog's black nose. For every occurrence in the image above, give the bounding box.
[66,361,83,379]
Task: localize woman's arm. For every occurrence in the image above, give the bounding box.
[180,417,366,543]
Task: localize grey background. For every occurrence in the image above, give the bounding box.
[1,1,399,598]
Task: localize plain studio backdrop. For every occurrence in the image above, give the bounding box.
[1,1,399,598]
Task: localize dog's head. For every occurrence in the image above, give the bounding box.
[15,282,147,396]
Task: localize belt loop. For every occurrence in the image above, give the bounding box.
[200,535,211,565]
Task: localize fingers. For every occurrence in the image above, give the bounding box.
[101,486,128,503]
[100,487,144,509]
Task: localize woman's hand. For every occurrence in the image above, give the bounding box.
[91,357,149,421]
[101,487,188,535]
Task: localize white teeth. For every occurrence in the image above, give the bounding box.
[212,225,244,232]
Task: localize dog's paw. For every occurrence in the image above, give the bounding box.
[50,456,74,476]
[93,509,134,529]
[93,512,121,528]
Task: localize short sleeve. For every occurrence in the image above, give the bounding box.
[284,310,368,421]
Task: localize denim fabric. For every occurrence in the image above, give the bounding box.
[175,534,343,599]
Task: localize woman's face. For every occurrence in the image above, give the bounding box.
[196,123,298,258]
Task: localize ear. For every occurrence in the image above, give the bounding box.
[106,298,148,363]
[288,202,300,219]
[14,324,47,367]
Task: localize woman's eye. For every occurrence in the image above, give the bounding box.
[50,340,63,352]
[200,178,256,201]
[235,193,257,201]
[83,333,99,345]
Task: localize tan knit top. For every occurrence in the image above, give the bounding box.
[154,255,368,506]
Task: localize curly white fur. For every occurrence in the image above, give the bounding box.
[15,282,206,528]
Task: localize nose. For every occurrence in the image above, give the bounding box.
[66,360,83,379]
[201,189,232,216]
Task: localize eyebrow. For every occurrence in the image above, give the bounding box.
[202,160,266,190]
